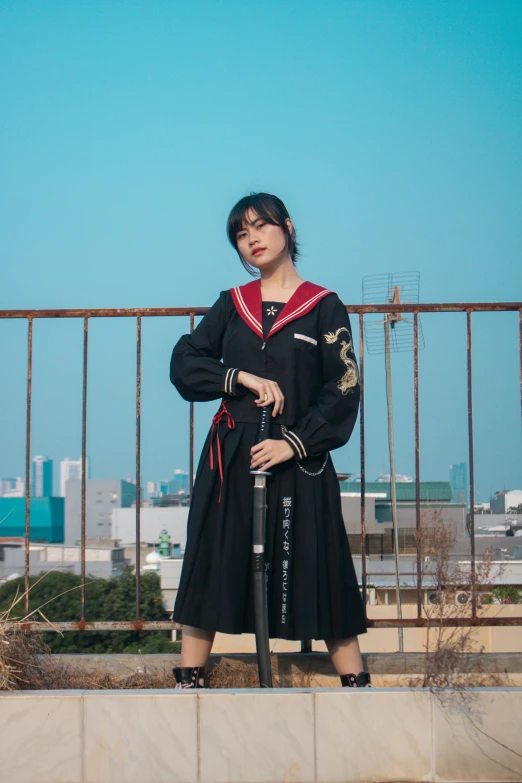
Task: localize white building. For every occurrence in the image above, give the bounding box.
[32,456,53,497]
[0,541,127,582]
[0,477,24,498]
[375,473,413,483]
[60,457,91,497]
[111,506,188,549]
[490,489,522,515]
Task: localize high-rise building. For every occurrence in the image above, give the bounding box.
[450,462,468,504]
[147,480,170,498]
[168,470,189,495]
[32,456,53,497]
[60,457,91,497]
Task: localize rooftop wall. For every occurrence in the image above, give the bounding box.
[1,687,520,782]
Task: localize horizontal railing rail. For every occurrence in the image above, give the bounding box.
[1,301,521,631]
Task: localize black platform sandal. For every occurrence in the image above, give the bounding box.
[340,671,372,687]
[172,666,207,689]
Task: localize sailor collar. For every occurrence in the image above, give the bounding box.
[230,279,332,341]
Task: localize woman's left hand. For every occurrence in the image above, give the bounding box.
[250,439,295,471]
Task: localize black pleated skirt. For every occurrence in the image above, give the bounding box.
[173,418,368,640]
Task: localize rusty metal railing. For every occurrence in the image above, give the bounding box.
[1,301,521,631]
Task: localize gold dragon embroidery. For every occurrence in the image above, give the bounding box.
[323,327,359,394]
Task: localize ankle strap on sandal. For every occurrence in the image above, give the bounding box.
[340,671,372,687]
[173,666,207,688]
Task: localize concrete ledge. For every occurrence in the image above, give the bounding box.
[1,688,521,782]
[50,650,522,673]
[49,651,522,687]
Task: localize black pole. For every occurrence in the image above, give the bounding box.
[249,403,274,688]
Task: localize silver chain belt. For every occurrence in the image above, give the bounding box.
[280,425,329,476]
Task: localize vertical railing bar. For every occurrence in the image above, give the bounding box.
[519,309,522,445]
[81,317,89,621]
[189,313,195,499]
[358,311,367,606]
[135,315,142,619]
[414,312,421,617]
[466,310,477,617]
[24,317,33,614]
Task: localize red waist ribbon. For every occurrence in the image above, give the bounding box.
[209,399,236,502]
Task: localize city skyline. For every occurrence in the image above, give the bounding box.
[1,454,519,507]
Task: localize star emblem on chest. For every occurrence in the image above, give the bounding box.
[266,306,277,316]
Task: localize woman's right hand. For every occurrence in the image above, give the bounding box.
[237,371,285,417]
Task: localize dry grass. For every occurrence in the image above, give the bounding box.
[0,572,313,690]
[403,508,506,693]
[0,569,91,690]
[0,525,513,692]
[2,642,315,690]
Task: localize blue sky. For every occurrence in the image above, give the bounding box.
[1,1,521,503]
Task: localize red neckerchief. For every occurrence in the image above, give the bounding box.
[230,279,333,341]
[209,399,235,502]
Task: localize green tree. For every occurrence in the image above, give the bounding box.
[491,586,522,604]
[0,565,179,653]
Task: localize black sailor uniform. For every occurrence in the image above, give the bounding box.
[169,279,368,640]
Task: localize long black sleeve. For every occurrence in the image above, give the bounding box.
[281,294,360,458]
[169,290,243,402]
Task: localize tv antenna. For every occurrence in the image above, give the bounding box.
[362,271,425,652]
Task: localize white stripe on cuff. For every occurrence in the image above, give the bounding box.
[225,368,238,395]
[283,429,307,459]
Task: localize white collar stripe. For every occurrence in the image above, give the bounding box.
[234,287,262,332]
[272,290,330,330]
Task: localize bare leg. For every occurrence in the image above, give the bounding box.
[325,635,364,676]
[180,625,216,667]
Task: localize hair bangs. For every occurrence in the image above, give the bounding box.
[226,192,300,277]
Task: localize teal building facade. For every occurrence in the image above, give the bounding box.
[0,497,64,542]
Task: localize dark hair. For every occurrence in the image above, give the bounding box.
[226,192,300,277]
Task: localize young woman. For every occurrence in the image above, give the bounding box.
[169,192,371,688]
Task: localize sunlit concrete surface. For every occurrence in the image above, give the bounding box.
[0,687,521,782]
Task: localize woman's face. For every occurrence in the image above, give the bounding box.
[236,208,292,270]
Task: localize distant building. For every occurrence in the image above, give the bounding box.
[111,506,188,550]
[375,473,413,483]
[168,470,189,495]
[339,480,455,508]
[0,477,24,498]
[32,456,53,497]
[60,457,91,497]
[0,540,127,582]
[450,462,468,504]
[147,480,170,498]
[148,471,189,500]
[64,479,136,545]
[491,489,522,515]
[0,497,64,542]
[339,480,466,557]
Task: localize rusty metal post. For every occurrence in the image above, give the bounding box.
[466,311,477,617]
[189,312,195,499]
[414,312,422,616]
[358,312,367,606]
[24,318,33,613]
[81,317,89,620]
[135,315,142,619]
